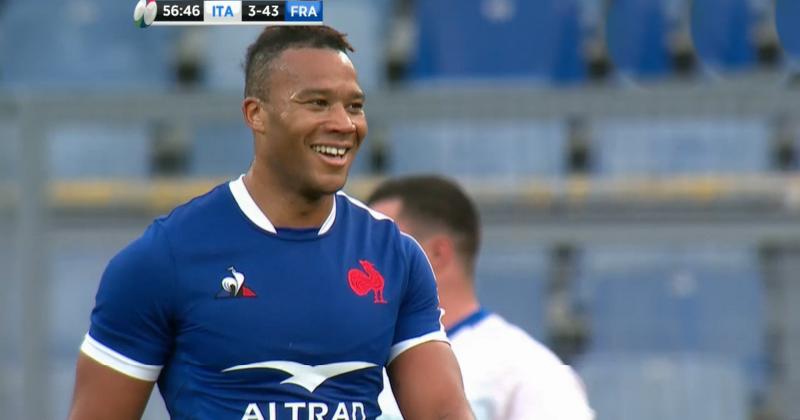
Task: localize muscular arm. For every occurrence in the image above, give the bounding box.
[386,341,474,420]
[68,353,155,420]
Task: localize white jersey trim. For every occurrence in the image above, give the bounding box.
[400,231,440,283]
[229,175,277,234]
[80,333,162,381]
[229,175,337,236]
[388,323,449,365]
[318,196,337,235]
[338,191,392,221]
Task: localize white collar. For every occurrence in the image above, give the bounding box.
[228,175,337,235]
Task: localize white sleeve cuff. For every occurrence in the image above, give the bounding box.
[387,330,449,365]
[80,333,162,382]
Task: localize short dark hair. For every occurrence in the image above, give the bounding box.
[367,175,481,271]
[244,25,354,99]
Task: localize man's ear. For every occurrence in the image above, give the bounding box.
[424,234,455,272]
[242,97,266,133]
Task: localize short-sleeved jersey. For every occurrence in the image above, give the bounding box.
[80,176,447,420]
[378,310,595,420]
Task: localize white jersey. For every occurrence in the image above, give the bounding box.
[378,310,595,420]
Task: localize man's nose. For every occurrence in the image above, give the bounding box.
[326,103,357,133]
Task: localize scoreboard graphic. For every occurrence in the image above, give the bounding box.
[133,0,322,27]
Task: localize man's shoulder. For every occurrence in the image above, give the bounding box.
[104,182,231,270]
[337,191,394,224]
[336,191,402,237]
[458,313,566,367]
[336,191,425,262]
[156,181,232,232]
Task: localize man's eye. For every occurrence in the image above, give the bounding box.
[348,103,364,112]
[310,99,328,107]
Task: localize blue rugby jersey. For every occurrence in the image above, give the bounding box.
[80,175,447,419]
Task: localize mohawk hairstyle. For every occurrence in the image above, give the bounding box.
[243,25,354,100]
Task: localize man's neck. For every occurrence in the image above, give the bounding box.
[243,166,333,229]
[438,281,481,330]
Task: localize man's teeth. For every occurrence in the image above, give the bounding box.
[312,145,347,157]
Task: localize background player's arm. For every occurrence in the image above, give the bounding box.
[68,353,155,420]
[387,341,474,420]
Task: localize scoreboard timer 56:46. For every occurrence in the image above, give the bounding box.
[133,0,323,27]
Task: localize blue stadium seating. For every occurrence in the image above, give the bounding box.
[48,123,152,179]
[323,0,391,89]
[475,245,548,340]
[776,0,800,60]
[387,119,565,179]
[577,352,750,420]
[0,0,172,89]
[409,0,585,83]
[690,0,758,72]
[575,247,768,394]
[3,121,153,181]
[591,118,770,176]
[605,0,674,78]
[188,123,254,177]
[202,27,263,92]
[0,0,167,181]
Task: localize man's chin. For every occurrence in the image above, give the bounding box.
[315,173,349,195]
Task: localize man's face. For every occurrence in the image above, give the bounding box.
[256,47,367,197]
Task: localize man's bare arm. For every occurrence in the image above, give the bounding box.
[68,353,155,420]
[387,341,474,420]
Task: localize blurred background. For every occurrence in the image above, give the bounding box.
[1,0,800,419]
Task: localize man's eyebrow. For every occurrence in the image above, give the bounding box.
[293,89,366,100]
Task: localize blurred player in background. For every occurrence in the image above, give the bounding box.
[68,26,473,420]
[368,175,595,420]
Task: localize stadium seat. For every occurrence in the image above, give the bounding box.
[690,0,758,72]
[0,0,172,89]
[576,352,750,420]
[188,123,254,177]
[591,118,770,176]
[323,0,390,89]
[7,121,155,181]
[202,27,263,92]
[48,123,152,179]
[475,245,548,340]
[387,119,566,179]
[776,0,800,61]
[409,0,585,83]
[605,0,674,78]
[574,247,768,394]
